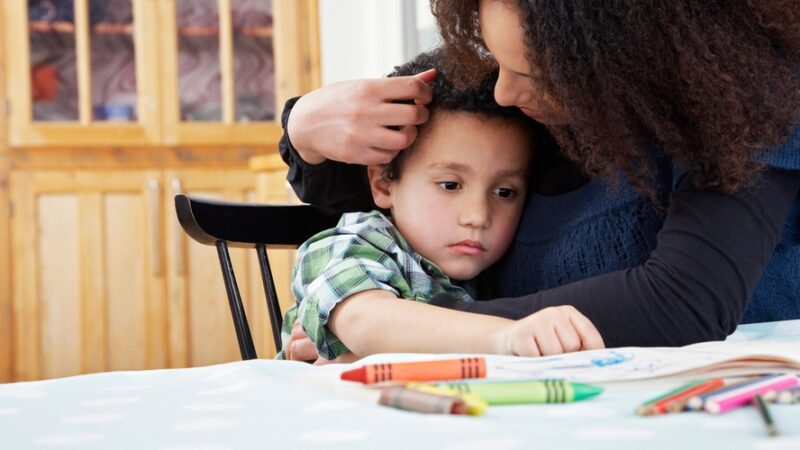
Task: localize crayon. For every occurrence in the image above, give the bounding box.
[378,387,468,415]
[340,358,485,384]
[642,378,725,415]
[635,380,705,415]
[406,384,488,416]
[704,374,798,414]
[753,394,779,437]
[434,379,602,405]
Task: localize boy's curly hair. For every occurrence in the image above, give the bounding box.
[431,0,800,198]
[382,49,540,181]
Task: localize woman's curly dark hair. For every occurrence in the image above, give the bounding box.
[382,49,539,181]
[431,0,800,198]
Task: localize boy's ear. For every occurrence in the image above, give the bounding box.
[367,165,393,209]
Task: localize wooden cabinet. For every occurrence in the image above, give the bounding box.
[0,0,319,382]
[7,165,293,380]
[10,169,168,380]
[3,0,318,147]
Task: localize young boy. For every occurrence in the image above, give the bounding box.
[278,50,604,362]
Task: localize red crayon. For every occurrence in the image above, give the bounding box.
[341,358,486,384]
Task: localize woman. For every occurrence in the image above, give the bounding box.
[279,0,800,358]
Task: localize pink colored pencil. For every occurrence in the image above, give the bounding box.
[704,374,798,414]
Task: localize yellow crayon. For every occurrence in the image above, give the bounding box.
[406,383,488,416]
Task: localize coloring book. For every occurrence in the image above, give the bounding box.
[488,341,800,383]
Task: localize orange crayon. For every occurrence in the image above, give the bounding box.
[340,358,486,384]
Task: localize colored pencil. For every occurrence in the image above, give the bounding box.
[753,394,779,437]
[704,374,798,414]
[764,386,800,404]
[686,376,760,411]
[635,380,705,415]
[645,378,725,415]
[341,358,486,384]
[774,386,800,404]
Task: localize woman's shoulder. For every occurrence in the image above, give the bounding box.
[756,124,800,170]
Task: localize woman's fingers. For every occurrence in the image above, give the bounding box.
[380,72,435,104]
[373,103,430,127]
[286,73,435,166]
[413,68,437,88]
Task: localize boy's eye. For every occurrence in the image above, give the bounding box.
[494,188,516,198]
[437,181,461,191]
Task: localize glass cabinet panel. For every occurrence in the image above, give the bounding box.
[29,0,79,121]
[90,0,138,122]
[232,0,275,122]
[176,0,222,122]
[174,0,276,123]
[27,0,139,123]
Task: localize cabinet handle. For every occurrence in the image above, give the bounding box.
[171,178,185,276]
[149,179,163,276]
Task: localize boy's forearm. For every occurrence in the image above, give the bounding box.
[328,290,513,356]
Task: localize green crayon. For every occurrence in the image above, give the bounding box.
[435,379,603,405]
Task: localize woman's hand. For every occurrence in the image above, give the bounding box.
[287,70,436,165]
[493,306,606,357]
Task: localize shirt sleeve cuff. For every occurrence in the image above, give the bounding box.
[297,265,400,360]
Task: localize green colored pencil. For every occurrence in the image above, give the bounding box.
[754,394,779,437]
[635,380,705,415]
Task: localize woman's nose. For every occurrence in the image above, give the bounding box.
[494,70,518,107]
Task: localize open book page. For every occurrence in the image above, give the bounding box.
[487,341,800,383]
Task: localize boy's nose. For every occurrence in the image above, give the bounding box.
[459,197,491,229]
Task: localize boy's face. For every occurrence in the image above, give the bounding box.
[369,111,531,281]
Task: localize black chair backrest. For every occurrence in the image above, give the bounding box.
[175,194,340,359]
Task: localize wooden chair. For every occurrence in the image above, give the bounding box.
[174,194,340,360]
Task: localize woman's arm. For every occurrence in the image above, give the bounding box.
[328,290,604,357]
[432,168,800,347]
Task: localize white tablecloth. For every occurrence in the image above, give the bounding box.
[1,320,799,449]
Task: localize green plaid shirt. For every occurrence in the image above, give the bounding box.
[277,211,473,360]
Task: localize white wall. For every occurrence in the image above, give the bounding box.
[318,0,438,85]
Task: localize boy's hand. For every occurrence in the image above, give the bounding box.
[287,70,436,166]
[285,320,319,361]
[494,306,605,357]
[286,320,360,365]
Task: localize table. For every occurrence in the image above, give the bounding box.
[1,320,798,449]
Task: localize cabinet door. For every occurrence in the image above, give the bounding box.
[3,0,161,147]
[10,170,167,381]
[158,0,319,146]
[165,169,269,367]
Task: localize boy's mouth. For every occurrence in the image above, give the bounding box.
[449,240,486,256]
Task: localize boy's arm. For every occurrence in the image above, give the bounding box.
[329,290,604,357]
